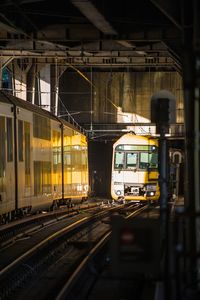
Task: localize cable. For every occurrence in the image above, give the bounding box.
[65,62,118,110]
[57,95,86,135]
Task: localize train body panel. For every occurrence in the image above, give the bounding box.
[0,91,89,222]
[0,100,16,216]
[17,108,32,210]
[111,133,160,202]
[52,120,62,201]
[63,127,88,199]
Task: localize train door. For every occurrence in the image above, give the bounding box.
[32,113,52,209]
[52,120,62,200]
[0,116,6,213]
[17,108,32,212]
[0,116,15,218]
[63,127,73,198]
[5,116,16,216]
[125,151,140,185]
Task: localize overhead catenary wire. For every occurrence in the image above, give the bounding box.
[3,2,154,136]
[65,62,118,110]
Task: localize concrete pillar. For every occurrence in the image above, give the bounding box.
[27,59,36,103]
[122,72,134,113]
[13,60,31,100]
[38,64,51,111]
[50,64,59,115]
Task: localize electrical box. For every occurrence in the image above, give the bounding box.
[151,90,176,134]
[110,215,160,278]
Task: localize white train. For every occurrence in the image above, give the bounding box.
[111,133,160,202]
[0,91,88,223]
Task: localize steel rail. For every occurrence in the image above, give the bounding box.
[0,202,101,248]
[0,204,124,278]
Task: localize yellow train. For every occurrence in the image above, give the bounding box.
[0,91,88,222]
[111,133,160,202]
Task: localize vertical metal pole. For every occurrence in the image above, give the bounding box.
[181,0,197,287]
[159,130,168,217]
[175,163,180,199]
[159,127,169,300]
[194,0,200,287]
[55,58,59,116]
[61,123,64,201]
[13,106,18,212]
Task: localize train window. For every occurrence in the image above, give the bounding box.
[18,120,23,161]
[126,153,137,169]
[81,148,87,166]
[34,161,51,195]
[71,147,82,168]
[139,153,149,169]
[6,118,13,162]
[33,113,51,140]
[53,131,61,172]
[34,161,41,195]
[24,122,30,186]
[0,117,5,182]
[64,145,71,166]
[114,152,124,169]
[64,152,71,165]
[42,162,52,194]
[148,153,158,169]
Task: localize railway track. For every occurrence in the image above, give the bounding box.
[56,204,150,300]
[0,201,102,249]
[0,202,134,300]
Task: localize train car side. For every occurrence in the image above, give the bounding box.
[0,99,16,219]
[62,124,88,204]
[0,91,89,222]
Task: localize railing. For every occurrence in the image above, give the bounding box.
[82,123,184,139]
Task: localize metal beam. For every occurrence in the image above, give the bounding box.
[0,0,46,5]
[35,23,180,42]
[150,0,182,30]
[0,46,180,70]
[0,56,14,68]
[0,14,25,34]
[71,0,117,35]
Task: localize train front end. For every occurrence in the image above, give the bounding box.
[111,133,160,203]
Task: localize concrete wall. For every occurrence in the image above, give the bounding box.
[59,70,183,124]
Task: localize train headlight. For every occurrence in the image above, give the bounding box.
[116,190,122,196]
[149,191,155,196]
[114,183,124,196]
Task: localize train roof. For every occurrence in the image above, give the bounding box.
[113,133,158,147]
[0,91,86,136]
[0,90,58,120]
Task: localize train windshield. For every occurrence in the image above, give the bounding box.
[115,152,125,169]
[114,145,158,170]
[126,153,138,169]
[139,152,158,170]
